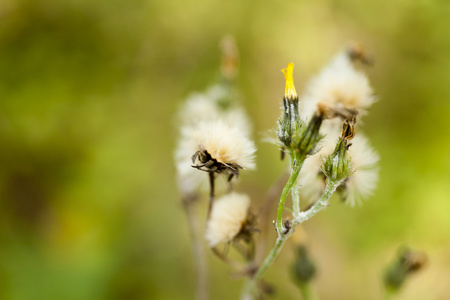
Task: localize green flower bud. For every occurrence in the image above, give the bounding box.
[322,137,352,182]
[294,114,323,156]
[277,63,302,148]
[291,245,316,285]
[384,247,427,292]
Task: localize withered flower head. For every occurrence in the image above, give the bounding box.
[347,41,374,65]
[175,83,252,194]
[341,117,357,141]
[191,121,256,176]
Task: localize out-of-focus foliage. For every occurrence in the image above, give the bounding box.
[0,0,449,299]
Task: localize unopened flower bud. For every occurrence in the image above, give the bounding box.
[295,113,323,156]
[384,247,427,292]
[291,245,316,285]
[277,63,301,148]
[322,137,352,182]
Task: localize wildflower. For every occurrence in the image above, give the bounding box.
[277,63,324,156]
[282,62,298,100]
[300,46,376,121]
[205,192,251,247]
[175,85,253,194]
[191,120,256,176]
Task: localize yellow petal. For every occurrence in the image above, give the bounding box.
[281,63,297,99]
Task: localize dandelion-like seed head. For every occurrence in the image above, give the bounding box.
[300,51,376,120]
[191,121,256,176]
[205,192,251,247]
[175,85,254,193]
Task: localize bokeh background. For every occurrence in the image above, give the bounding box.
[1,0,450,299]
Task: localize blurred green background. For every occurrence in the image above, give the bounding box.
[1,0,450,299]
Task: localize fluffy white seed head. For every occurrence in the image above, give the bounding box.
[175,120,255,194]
[205,192,250,247]
[196,121,256,169]
[300,51,376,121]
[175,84,254,194]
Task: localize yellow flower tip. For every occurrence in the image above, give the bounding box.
[281,63,297,99]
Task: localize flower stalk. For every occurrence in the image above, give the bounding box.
[244,177,342,299]
[275,152,305,235]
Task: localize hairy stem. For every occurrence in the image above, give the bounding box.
[289,152,302,219]
[276,153,305,234]
[243,178,341,299]
[292,179,341,227]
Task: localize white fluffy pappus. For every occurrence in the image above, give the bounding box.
[297,128,379,206]
[175,84,254,194]
[175,120,255,194]
[205,192,251,247]
[343,133,379,206]
[195,120,256,170]
[300,51,376,120]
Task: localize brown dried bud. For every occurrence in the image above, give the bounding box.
[341,117,356,141]
[347,42,374,65]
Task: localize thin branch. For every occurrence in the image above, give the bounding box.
[242,179,342,299]
[207,172,215,220]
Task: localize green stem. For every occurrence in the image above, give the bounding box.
[299,283,312,300]
[242,236,285,299]
[276,153,305,234]
[243,179,341,299]
[293,179,341,227]
[384,288,396,300]
[290,153,301,218]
